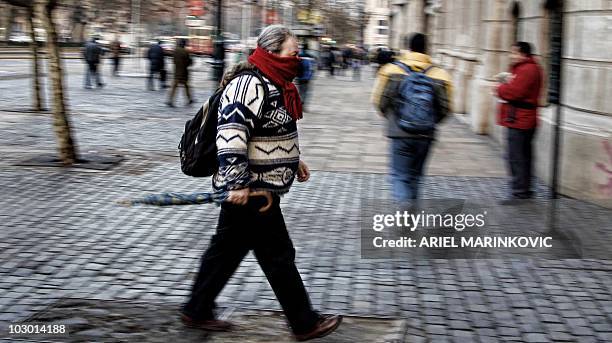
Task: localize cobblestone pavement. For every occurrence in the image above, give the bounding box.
[1,299,406,343]
[0,58,505,176]
[0,59,611,342]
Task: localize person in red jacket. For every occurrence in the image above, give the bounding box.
[496,41,543,200]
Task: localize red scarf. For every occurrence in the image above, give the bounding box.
[248,46,302,121]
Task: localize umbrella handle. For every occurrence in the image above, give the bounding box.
[115,199,132,207]
[249,191,273,212]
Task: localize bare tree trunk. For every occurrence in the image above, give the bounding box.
[26,6,44,111]
[4,4,15,42]
[35,0,77,165]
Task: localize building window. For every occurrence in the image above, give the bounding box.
[378,28,388,35]
[378,20,388,27]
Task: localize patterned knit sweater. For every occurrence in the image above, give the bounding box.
[212,73,300,194]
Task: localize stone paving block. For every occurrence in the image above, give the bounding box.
[497,326,521,337]
[523,333,550,343]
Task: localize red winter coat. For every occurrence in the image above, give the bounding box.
[496,57,543,129]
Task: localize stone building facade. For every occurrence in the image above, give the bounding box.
[389,0,612,206]
[365,0,391,47]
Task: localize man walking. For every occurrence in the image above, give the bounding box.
[147,40,167,90]
[496,42,543,200]
[110,36,121,76]
[181,25,341,341]
[83,37,104,89]
[372,33,452,201]
[166,39,193,107]
[327,47,336,77]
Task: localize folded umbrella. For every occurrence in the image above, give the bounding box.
[116,190,272,212]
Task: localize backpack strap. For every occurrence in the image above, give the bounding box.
[422,65,435,74]
[393,61,435,75]
[238,69,270,108]
[392,61,412,74]
[222,69,270,112]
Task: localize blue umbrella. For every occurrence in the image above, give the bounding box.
[116,190,272,212]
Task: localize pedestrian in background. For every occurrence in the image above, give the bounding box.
[296,46,315,111]
[352,46,364,81]
[181,24,342,342]
[146,40,167,90]
[166,39,193,107]
[327,47,336,77]
[372,33,453,201]
[340,46,352,76]
[83,37,104,89]
[110,36,121,76]
[376,47,395,71]
[496,41,543,201]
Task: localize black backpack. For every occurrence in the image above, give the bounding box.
[178,70,268,177]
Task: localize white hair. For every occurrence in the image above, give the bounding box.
[257,25,296,54]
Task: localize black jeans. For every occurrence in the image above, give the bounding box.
[148,67,166,89]
[507,127,536,198]
[183,195,319,335]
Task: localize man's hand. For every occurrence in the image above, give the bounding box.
[297,160,310,182]
[227,188,250,205]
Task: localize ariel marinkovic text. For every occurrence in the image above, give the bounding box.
[372,236,553,248]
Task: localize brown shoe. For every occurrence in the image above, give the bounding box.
[180,313,233,332]
[294,314,342,341]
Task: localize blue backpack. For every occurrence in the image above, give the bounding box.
[392,61,436,133]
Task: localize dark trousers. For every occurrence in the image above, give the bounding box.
[507,127,536,198]
[390,137,433,201]
[112,57,120,76]
[183,196,319,335]
[167,78,192,104]
[85,62,102,88]
[148,67,166,90]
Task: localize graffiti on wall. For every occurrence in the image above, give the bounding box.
[595,140,612,197]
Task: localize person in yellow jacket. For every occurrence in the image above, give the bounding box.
[371,33,453,201]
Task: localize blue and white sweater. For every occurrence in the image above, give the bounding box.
[212,73,300,195]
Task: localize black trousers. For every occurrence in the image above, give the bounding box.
[507,127,536,198]
[148,67,166,89]
[112,57,120,76]
[183,195,319,335]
